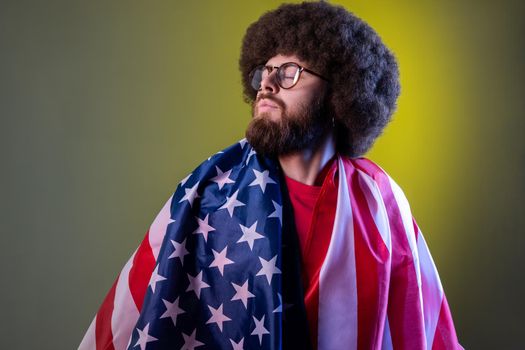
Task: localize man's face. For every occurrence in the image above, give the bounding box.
[245,54,330,157]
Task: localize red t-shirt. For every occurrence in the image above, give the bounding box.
[284,176,322,253]
[284,158,338,348]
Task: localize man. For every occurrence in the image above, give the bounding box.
[80,2,462,349]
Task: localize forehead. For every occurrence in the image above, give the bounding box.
[265,53,308,67]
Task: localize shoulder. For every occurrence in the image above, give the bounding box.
[339,155,412,211]
[339,155,391,182]
[338,157,419,250]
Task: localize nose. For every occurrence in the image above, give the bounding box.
[259,68,279,93]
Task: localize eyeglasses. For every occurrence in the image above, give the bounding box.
[249,62,328,90]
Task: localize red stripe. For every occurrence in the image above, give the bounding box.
[93,231,156,349]
[432,296,460,350]
[95,278,117,350]
[347,160,391,349]
[302,161,338,348]
[128,230,156,311]
[413,217,420,241]
[354,158,425,349]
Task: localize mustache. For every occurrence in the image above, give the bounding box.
[255,93,285,109]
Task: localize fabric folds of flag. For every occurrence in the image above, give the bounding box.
[79,140,462,350]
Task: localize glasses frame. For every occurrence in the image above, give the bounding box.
[249,62,329,91]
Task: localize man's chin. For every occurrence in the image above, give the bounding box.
[253,110,282,122]
[246,118,280,158]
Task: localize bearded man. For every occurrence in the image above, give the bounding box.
[80,2,462,349]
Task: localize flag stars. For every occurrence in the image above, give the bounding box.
[273,293,282,313]
[251,315,270,345]
[219,190,245,217]
[211,166,235,190]
[186,271,210,299]
[206,303,232,332]
[179,182,200,207]
[256,255,281,284]
[160,297,185,326]
[209,246,234,275]
[149,265,167,293]
[168,238,189,264]
[238,138,247,149]
[231,280,255,308]
[249,169,276,193]
[237,221,264,251]
[207,150,224,161]
[180,173,192,186]
[193,214,215,242]
[229,337,244,350]
[180,329,204,350]
[245,148,257,166]
[268,200,282,226]
[134,323,158,350]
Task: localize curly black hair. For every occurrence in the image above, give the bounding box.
[239,1,400,157]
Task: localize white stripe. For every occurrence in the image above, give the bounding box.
[416,229,444,348]
[356,169,392,253]
[381,317,393,350]
[111,252,140,350]
[78,315,96,350]
[318,157,358,350]
[148,195,174,259]
[388,176,427,346]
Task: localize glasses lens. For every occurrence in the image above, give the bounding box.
[278,63,300,89]
[250,66,265,90]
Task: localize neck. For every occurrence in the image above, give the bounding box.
[278,133,336,186]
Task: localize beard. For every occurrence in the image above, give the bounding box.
[245,93,331,158]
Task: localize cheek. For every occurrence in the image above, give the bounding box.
[282,93,303,109]
[286,92,317,112]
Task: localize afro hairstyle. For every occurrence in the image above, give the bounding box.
[239,1,401,157]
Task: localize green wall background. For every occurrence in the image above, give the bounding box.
[1,1,524,349]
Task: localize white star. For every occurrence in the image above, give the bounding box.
[206,303,232,332]
[134,323,158,350]
[210,166,235,190]
[249,169,276,193]
[180,173,192,186]
[219,190,245,217]
[160,297,185,326]
[256,255,281,284]
[239,138,247,149]
[237,221,264,251]
[179,182,200,207]
[149,265,167,293]
[168,238,189,264]
[273,293,282,313]
[181,329,204,350]
[186,271,210,299]
[231,280,255,308]
[268,200,282,226]
[251,315,270,345]
[230,337,244,350]
[245,148,257,165]
[193,214,215,242]
[209,246,234,275]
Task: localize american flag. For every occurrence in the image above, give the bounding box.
[79,139,462,350]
